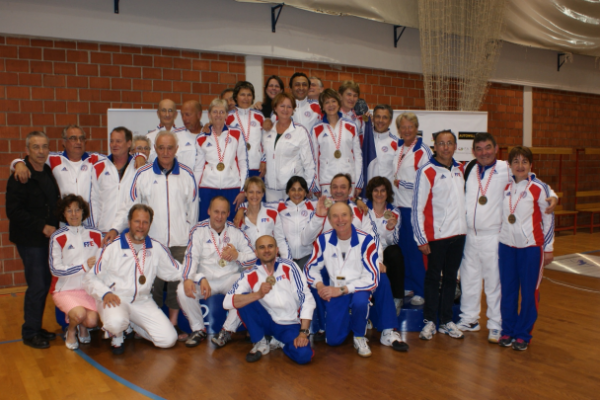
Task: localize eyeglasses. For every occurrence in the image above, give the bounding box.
[66,136,86,143]
[435,141,455,148]
[135,146,151,152]
[66,208,82,214]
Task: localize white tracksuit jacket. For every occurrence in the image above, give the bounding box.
[194,125,249,191]
[365,201,400,250]
[226,107,264,171]
[499,174,555,252]
[305,226,380,293]
[312,115,364,192]
[392,138,433,208]
[84,232,182,303]
[224,258,316,325]
[236,203,292,259]
[341,108,364,141]
[111,158,198,247]
[303,200,377,244]
[293,98,322,131]
[276,199,318,260]
[181,220,257,284]
[49,225,103,293]
[90,155,138,233]
[262,121,319,194]
[147,125,199,170]
[369,128,400,184]
[412,157,467,246]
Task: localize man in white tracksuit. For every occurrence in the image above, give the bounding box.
[457,133,557,343]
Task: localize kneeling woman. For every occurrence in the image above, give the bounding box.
[50,195,102,349]
[498,146,554,351]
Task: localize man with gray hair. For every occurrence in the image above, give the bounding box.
[307,76,324,103]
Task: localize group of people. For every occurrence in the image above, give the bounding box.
[7,73,557,366]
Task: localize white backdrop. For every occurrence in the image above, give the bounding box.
[107,108,487,161]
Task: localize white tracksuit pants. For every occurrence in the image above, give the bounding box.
[99,297,177,348]
[458,233,502,330]
[177,273,242,333]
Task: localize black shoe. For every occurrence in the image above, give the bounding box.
[112,344,125,355]
[246,350,263,363]
[185,330,207,348]
[391,340,409,352]
[512,339,528,351]
[23,335,50,349]
[40,329,57,340]
[313,331,326,342]
[498,335,514,347]
[124,329,135,340]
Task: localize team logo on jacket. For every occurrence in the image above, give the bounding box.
[304,111,311,117]
[81,165,88,171]
[67,244,75,250]
[250,121,257,127]
[227,137,232,143]
[206,239,212,243]
[301,210,308,217]
[206,143,212,147]
[261,218,270,223]
[521,192,527,198]
[506,192,510,197]
[441,175,447,179]
[122,253,128,257]
[146,250,151,256]
[267,135,272,139]
[153,180,158,184]
[323,133,328,138]
[284,133,292,139]
[223,236,230,244]
[286,212,292,217]
[454,172,460,177]
[61,167,68,172]
[83,241,95,247]
[185,142,192,147]
[382,146,388,152]
[104,171,110,176]
[332,253,338,258]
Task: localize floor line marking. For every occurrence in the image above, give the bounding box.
[0,339,22,345]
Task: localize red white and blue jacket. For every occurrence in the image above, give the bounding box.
[226,107,264,171]
[84,231,182,304]
[293,98,322,132]
[224,258,316,325]
[499,173,554,252]
[365,200,400,250]
[147,125,199,170]
[412,157,467,245]
[392,137,433,208]
[369,128,400,184]
[312,114,364,192]
[194,125,249,192]
[49,225,102,293]
[237,202,292,259]
[305,225,379,293]
[276,199,318,260]
[111,158,198,247]
[341,108,364,143]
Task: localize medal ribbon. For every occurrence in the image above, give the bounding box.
[213,128,230,165]
[508,177,532,215]
[326,120,343,152]
[394,140,417,177]
[209,229,228,260]
[125,234,146,279]
[234,109,252,144]
[477,164,496,198]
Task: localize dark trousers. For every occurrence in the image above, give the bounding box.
[383,245,405,299]
[152,246,186,310]
[423,235,466,324]
[17,245,52,339]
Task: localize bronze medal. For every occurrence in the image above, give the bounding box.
[383,210,393,220]
[246,143,251,151]
[218,258,227,268]
[334,150,342,159]
[139,275,146,285]
[266,276,276,286]
[217,162,225,171]
[324,198,333,209]
[479,196,488,205]
[508,214,516,224]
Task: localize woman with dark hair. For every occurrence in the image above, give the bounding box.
[49,194,101,350]
[253,75,284,119]
[226,81,265,178]
[364,176,404,314]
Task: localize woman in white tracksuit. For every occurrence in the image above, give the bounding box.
[262,92,319,202]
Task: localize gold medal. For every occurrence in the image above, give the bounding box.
[508,214,516,224]
[334,150,342,159]
[139,275,146,285]
[217,162,225,171]
[266,276,276,286]
[363,114,369,123]
[479,196,488,205]
[383,210,393,220]
[218,258,227,267]
[324,198,333,209]
[246,143,251,151]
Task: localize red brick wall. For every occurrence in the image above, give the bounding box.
[0,34,245,287]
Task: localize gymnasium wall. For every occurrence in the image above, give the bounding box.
[0,34,598,287]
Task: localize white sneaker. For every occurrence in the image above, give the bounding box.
[488,329,501,344]
[411,295,425,306]
[456,319,481,332]
[404,290,414,297]
[438,322,465,339]
[394,298,403,316]
[419,320,437,340]
[269,337,284,351]
[353,336,372,357]
[246,337,270,363]
[380,329,409,352]
[366,320,373,330]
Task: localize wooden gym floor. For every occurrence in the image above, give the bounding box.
[1,232,599,400]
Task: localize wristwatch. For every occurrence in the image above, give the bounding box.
[299,329,310,336]
[340,286,346,294]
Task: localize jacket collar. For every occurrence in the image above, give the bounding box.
[119,229,153,249]
[328,225,360,248]
[322,112,343,125]
[255,258,280,273]
[430,156,460,169]
[108,154,133,165]
[152,157,180,175]
[365,200,393,211]
[397,137,423,152]
[62,151,90,161]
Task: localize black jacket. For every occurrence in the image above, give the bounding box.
[6,156,60,247]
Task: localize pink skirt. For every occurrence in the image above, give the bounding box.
[52,289,98,318]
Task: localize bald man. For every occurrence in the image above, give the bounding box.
[181,100,203,134]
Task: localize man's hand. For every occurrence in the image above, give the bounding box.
[14,162,31,183]
[256,282,272,299]
[102,230,118,247]
[293,332,309,348]
[379,262,387,273]
[199,278,211,299]
[317,284,344,301]
[418,243,431,255]
[42,225,56,238]
[134,155,146,169]
[259,163,266,178]
[262,119,273,131]
[233,192,246,210]
[253,101,263,111]
[222,244,238,261]
[544,252,554,266]
[201,124,211,134]
[86,256,96,271]
[354,187,362,199]
[546,196,558,214]
[355,198,369,215]
[184,279,197,298]
[103,293,121,308]
[316,195,328,217]
[233,208,245,227]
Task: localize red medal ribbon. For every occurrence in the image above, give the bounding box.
[508,177,532,215]
[477,164,496,197]
[209,229,228,260]
[125,234,146,279]
[326,121,343,152]
[394,140,417,177]
[234,108,252,144]
[213,127,230,165]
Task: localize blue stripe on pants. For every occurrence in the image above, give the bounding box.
[198,187,240,222]
[369,273,399,331]
[498,243,543,343]
[399,207,426,297]
[237,301,313,364]
[324,291,370,346]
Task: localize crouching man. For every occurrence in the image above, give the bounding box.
[224,235,316,364]
[84,204,182,354]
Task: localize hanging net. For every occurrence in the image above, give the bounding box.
[418,0,507,111]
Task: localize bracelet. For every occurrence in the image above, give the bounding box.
[299,329,310,336]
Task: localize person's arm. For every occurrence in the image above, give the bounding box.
[49,233,86,277]
[351,123,364,191]
[83,245,115,302]
[304,237,325,288]
[155,241,183,282]
[347,235,379,294]
[90,164,104,229]
[379,208,400,247]
[292,262,316,321]
[106,168,144,243]
[273,213,292,259]
[300,198,327,246]
[537,182,555,264]
[300,127,319,195]
[235,230,259,268]
[6,177,49,234]
[237,133,249,193]
[411,167,432,251]
[193,139,206,188]
[186,172,199,225]
[223,270,258,310]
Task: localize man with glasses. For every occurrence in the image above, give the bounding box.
[413,130,467,341]
[131,135,152,159]
[11,125,105,227]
